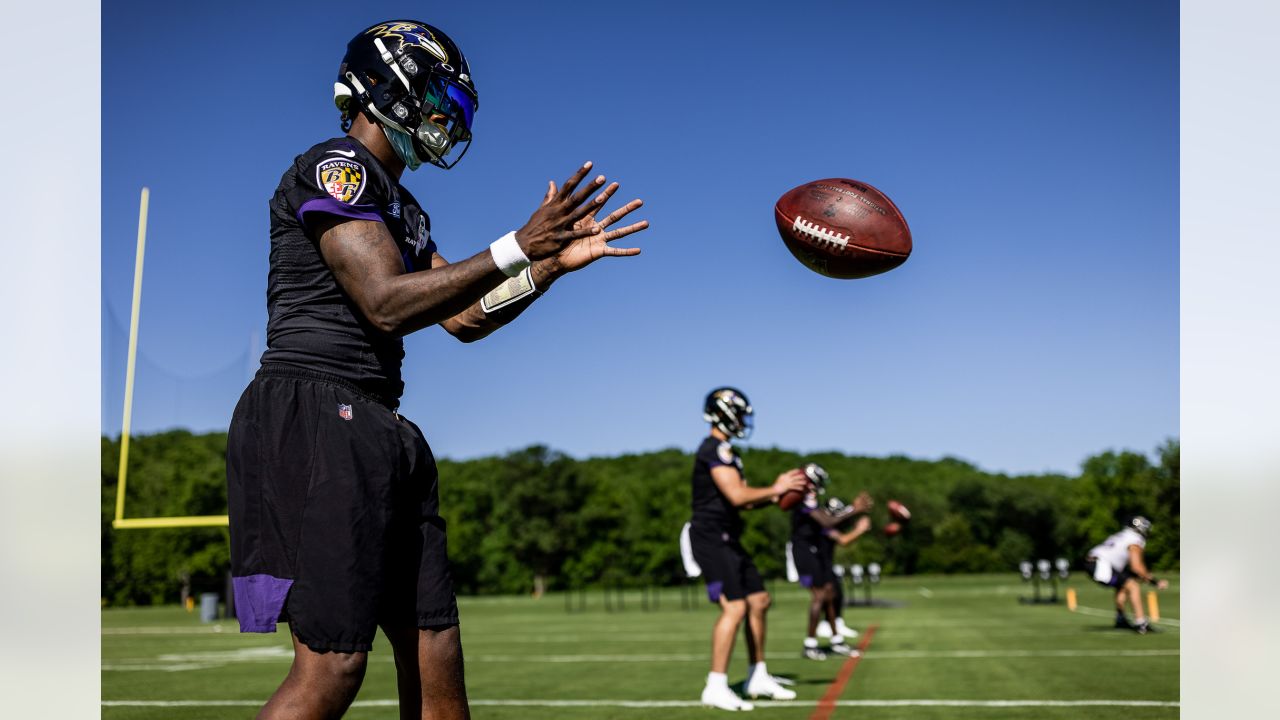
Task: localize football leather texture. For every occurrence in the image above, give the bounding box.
[779,486,808,511]
[775,178,911,279]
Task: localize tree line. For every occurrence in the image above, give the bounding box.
[101,433,1178,605]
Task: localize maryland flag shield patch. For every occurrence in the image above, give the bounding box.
[316,158,366,204]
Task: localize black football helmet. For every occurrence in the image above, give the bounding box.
[704,387,753,439]
[1128,515,1153,537]
[803,463,830,494]
[334,21,478,169]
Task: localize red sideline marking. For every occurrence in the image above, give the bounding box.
[808,623,878,720]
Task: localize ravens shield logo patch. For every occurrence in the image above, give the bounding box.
[316,158,366,204]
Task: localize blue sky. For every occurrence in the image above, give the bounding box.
[101,0,1178,475]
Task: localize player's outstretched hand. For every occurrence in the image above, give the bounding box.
[514,162,610,260]
[772,469,809,497]
[1155,579,1169,590]
[551,177,648,274]
[853,515,872,535]
[852,491,874,513]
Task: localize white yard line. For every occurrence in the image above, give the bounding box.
[102,648,1178,672]
[101,698,1180,709]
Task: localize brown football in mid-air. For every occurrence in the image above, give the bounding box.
[774,178,911,279]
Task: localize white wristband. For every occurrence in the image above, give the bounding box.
[489,231,531,278]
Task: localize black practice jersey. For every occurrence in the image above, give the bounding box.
[260,137,437,401]
[690,436,745,538]
[790,492,834,552]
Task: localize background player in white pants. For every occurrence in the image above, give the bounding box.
[1085,516,1169,634]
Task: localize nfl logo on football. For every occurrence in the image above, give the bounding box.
[337,404,353,421]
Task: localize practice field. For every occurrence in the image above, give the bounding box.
[102,574,1179,719]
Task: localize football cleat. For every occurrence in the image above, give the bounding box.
[816,620,833,638]
[829,642,861,657]
[1115,616,1134,630]
[746,672,797,701]
[701,683,754,711]
[835,618,858,639]
[1133,620,1152,635]
[803,646,828,661]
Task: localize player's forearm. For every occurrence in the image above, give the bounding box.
[367,250,514,335]
[811,507,857,529]
[442,260,562,342]
[831,528,864,546]
[731,485,783,508]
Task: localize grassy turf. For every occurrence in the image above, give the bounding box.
[102,573,1178,719]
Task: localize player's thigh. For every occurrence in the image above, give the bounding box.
[793,544,822,589]
[379,417,460,630]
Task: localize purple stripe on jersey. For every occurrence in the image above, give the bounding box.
[706,580,724,603]
[232,574,293,633]
[296,197,384,229]
[799,575,814,588]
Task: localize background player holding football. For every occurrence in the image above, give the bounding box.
[1085,516,1169,634]
[226,20,648,720]
[687,388,810,711]
[786,466,872,660]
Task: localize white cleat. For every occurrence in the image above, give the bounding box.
[702,683,754,711]
[815,620,833,638]
[835,619,858,639]
[745,672,797,701]
[829,642,861,657]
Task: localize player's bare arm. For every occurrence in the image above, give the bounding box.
[711,466,807,508]
[318,162,615,336]
[1127,544,1168,589]
[439,178,649,342]
[808,490,872,528]
[830,515,872,546]
[808,504,859,529]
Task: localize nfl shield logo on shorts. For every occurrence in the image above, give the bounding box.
[337,403,353,421]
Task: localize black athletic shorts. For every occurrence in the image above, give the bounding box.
[227,365,458,653]
[793,539,835,589]
[688,523,765,603]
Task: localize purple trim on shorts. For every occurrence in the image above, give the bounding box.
[799,575,815,588]
[296,197,384,227]
[706,580,724,603]
[233,574,293,632]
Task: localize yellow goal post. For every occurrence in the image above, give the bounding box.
[111,187,229,530]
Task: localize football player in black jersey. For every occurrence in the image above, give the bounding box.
[687,387,810,711]
[226,20,648,720]
[787,466,872,660]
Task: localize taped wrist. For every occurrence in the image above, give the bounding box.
[489,231,530,277]
[481,266,541,315]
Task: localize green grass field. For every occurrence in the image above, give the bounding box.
[102,574,1178,719]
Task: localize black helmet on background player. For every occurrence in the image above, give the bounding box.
[803,463,830,494]
[334,21,478,170]
[1128,515,1153,537]
[703,387,753,439]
